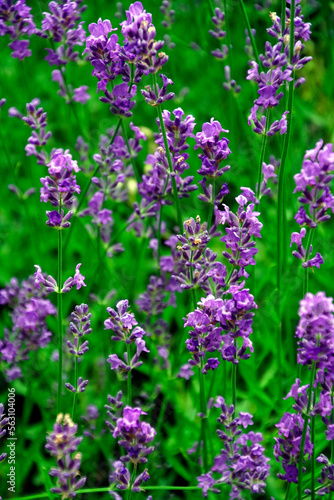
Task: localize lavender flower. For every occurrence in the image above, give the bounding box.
[141,74,175,106]
[185,286,257,369]
[52,69,91,104]
[120,2,168,74]
[247,1,312,136]
[160,0,175,29]
[0,275,56,381]
[9,98,52,165]
[274,412,313,483]
[295,292,334,367]
[0,0,35,59]
[291,140,334,269]
[41,0,86,66]
[46,413,86,497]
[112,406,156,464]
[198,397,270,498]
[218,190,262,282]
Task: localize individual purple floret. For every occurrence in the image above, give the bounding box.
[0,403,8,463]
[209,6,229,61]
[120,2,168,74]
[100,82,137,117]
[295,292,334,368]
[9,98,52,165]
[0,275,56,381]
[274,412,313,483]
[0,0,36,59]
[41,0,86,66]
[198,397,270,498]
[46,413,86,497]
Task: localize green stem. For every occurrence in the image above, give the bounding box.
[281,0,286,37]
[9,486,203,500]
[126,343,132,405]
[232,361,237,415]
[157,204,164,265]
[199,360,209,471]
[57,224,63,416]
[71,354,78,421]
[121,119,141,183]
[285,482,292,500]
[256,108,271,200]
[152,73,182,231]
[310,390,316,500]
[207,178,216,227]
[239,0,262,70]
[298,361,316,500]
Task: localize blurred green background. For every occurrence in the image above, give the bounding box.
[1,0,334,499]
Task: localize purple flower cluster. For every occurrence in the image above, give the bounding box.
[45,413,86,497]
[0,275,56,381]
[120,2,168,74]
[274,411,313,483]
[0,0,36,59]
[0,403,8,463]
[40,148,80,227]
[105,300,149,373]
[291,140,334,269]
[247,2,311,136]
[185,285,257,370]
[295,292,334,368]
[171,216,220,293]
[41,0,86,66]
[218,190,263,281]
[65,304,92,394]
[138,107,196,217]
[106,399,156,493]
[84,2,168,116]
[198,397,270,498]
[9,98,52,165]
[209,7,228,60]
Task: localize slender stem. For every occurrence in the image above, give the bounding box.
[126,343,132,405]
[231,361,237,415]
[121,119,141,183]
[152,73,182,231]
[310,389,316,500]
[281,0,286,37]
[206,0,215,17]
[156,392,168,436]
[207,178,216,228]
[239,0,262,70]
[157,204,164,266]
[71,354,78,421]
[57,226,63,416]
[256,109,271,200]
[298,361,316,500]
[285,482,292,500]
[199,359,209,471]
[223,0,231,55]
